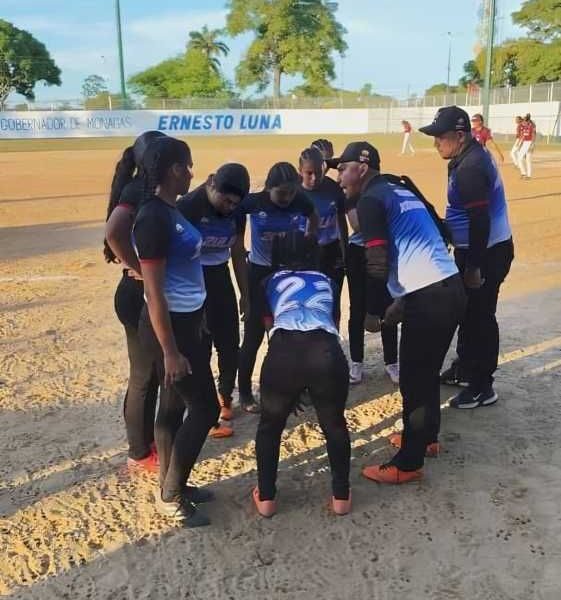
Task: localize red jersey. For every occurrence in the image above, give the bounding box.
[403,122,412,133]
[520,121,535,141]
[516,123,523,139]
[472,126,492,147]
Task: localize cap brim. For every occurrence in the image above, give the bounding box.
[419,124,445,136]
[325,158,340,169]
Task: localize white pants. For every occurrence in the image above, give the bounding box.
[510,141,521,165]
[401,132,415,154]
[517,141,533,177]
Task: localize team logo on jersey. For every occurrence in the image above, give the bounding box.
[258,211,268,219]
[200,217,210,224]
[175,223,184,233]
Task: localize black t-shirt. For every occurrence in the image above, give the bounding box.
[241,190,315,266]
[177,184,245,266]
[118,177,145,214]
[302,177,345,246]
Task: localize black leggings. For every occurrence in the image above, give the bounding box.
[256,330,351,500]
[238,262,274,396]
[114,273,158,460]
[318,240,345,327]
[454,238,514,391]
[138,305,220,500]
[392,275,466,471]
[203,263,240,398]
[346,243,398,364]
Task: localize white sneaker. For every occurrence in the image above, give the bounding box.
[349,362,363,384]
[385,363,399,385]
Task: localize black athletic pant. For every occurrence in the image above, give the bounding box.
[318,240,345,327]
[114,273,158,460]
[203,263,240,399]
[454,238,514,392]
[346,243,398,364]
[392,275,466,471]
[138,305,220,500]
[256,329,351,500]
[238,262,274,397]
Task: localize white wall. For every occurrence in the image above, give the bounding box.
[0,102,558,140]
[369,102,561,137]
[0,108,369,139]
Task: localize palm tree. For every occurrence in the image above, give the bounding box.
[187,26,230,74]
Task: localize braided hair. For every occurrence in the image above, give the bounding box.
[265,162,299,190]
[311,138,334,160]
[142,137,191,203]
[299,146,325,190]
[272,230,319,271]
[103,131,167,263]
[103,145,136,263]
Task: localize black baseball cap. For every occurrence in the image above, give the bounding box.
[332,141,381,170]
[419,106,471,136]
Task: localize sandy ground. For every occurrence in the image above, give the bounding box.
[1,136,561,599]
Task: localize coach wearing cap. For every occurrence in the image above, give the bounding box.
[336,142,465,483]
[420,106,514,409]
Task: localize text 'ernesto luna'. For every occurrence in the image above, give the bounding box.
[157,113,282,132]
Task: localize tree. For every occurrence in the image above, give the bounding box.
[458,59,482,87]
[360,83,374,97]
[512,0,561,42]
[129,48,231,98]
[187,26,229,74]
[0,19,61,109]
[425,83,459,96]
[82,74,108,98]
[226,0,347,98]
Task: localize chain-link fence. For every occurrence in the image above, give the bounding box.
[4,81,561,112]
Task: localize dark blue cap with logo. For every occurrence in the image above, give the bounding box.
[419,106,471,136]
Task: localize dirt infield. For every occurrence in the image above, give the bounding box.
[1,136,561,599]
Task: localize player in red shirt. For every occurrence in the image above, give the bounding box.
[400,120,415,155]
[517,113,536,179]
[510,116,523,166]
[470,113,504,164]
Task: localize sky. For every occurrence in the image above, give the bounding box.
[2,0,526,103]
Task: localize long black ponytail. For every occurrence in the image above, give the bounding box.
[103,146,136,263]
[141,137,191,203]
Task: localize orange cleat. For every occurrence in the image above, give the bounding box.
[218,394,234,421]
[127,449,159,474]
[331,492,352,516]
[362,463,423,484]
[252,487,276,518]
[209,423,233,439]
[388,433,440,458]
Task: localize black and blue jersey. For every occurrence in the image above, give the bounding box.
[262,270,339,338]
[242,191,315,267]
[302,178,345,246]
[177,185,244,267]
[133,197,206,313]
[446,139,512,252]
[357,176,458,298]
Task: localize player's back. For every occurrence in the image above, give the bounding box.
[265,270,339,337]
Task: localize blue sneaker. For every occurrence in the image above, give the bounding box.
[450,387,498,409]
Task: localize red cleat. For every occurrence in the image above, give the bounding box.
[362,463,423,484]
[127,449,159,474]
[252,487,276,518]
[388,433,440,458]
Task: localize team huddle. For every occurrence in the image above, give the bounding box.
[104,105,514,526]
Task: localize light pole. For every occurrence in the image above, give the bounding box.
[446,32,452,95]
[115,0,127,103]
[482,0,496,123]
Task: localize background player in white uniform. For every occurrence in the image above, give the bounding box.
[517,113,536,179]
[400,120,415,155]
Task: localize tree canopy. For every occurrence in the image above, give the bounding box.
[82,74,108,98]
[226,0,347,98]
[187,26,230,74]
[129,47,231,98]
[0,19,61,108]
